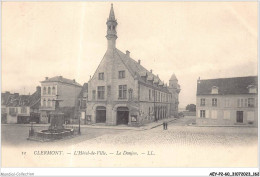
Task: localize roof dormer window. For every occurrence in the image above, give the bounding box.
[248,85,257,94]
[211,86,218,94]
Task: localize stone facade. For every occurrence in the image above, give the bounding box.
[196,76,258,126]
[39,76,82,123]
[6,106,30,124]
[76,83,88,124]
[86,4,180,126]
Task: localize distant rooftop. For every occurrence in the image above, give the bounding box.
[78,83,88,98]
[2,87,41,108]
[41,76,82,87]
[197,76,258,95]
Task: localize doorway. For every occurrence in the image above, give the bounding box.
[236,111,243,123]
[96,106,106,123]
[117,107,129,125]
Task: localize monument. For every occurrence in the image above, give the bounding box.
[48,96,65,131]
[28,95,79,141]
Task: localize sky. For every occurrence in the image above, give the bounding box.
[2,2,258,108]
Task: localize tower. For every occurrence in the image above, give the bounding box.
[106,4,118,50]
[168,73,181,117]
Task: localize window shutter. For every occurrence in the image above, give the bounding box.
[206,110,209,118]
[247,111,254,122]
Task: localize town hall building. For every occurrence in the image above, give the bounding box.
[86,4,180,126]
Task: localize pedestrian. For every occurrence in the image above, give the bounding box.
[163,122,165,130]
[165,122,168,130]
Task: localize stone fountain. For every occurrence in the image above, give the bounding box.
[28,95,78,141]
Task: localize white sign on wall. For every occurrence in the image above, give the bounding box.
[81,112,85,119]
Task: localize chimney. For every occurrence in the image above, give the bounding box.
[138,60,141,64]
[36,86,41,93]
[150,69,153,73]
[126,50,130,57]
[198,77,201,84]
[45,77,49,80]
[73,79,76,83]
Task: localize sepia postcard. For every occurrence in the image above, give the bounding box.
[1,1,259,176]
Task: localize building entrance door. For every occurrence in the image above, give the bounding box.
[117,107,129,125]
[236,111,243,123]
[96,106,106,123]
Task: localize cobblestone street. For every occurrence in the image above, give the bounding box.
[69,117,258,167]
[1,124,127,147]
[1,117,258,167]
[2,117,257,147]
[80,117,257,147]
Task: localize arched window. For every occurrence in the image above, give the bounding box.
[52,86,56,95]
[43,87,46,95]
[43,99,46,107]
[47,99,51,107]
[48,87,51,95]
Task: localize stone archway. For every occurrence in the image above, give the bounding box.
[116,107,129,125]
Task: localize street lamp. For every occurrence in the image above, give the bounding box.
[78,112,81,135]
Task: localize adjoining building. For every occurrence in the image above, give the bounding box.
[76,83,88,124]
[1,86,41,124]
[1,92,11,123]
[29,86,42,123]
[196,76,258,126]
[39,76,82,124]
[86,4,180,126]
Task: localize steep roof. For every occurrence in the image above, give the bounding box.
[1,92,10,106]
[29,87,41,109]
[6,93,23,107]
[108,4,115,21]
[115,49,170,92]
[41,76,82,87]
[78,83,88,98]
[2,87,41,108]
[197,76,258,95]
[19,95,31,106]
[170,73,178,81]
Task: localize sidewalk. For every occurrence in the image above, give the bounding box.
[194,124,257,128]
[141,117,177,130]
[1,117,177,131]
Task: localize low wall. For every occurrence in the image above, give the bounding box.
[183,111,196,116]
